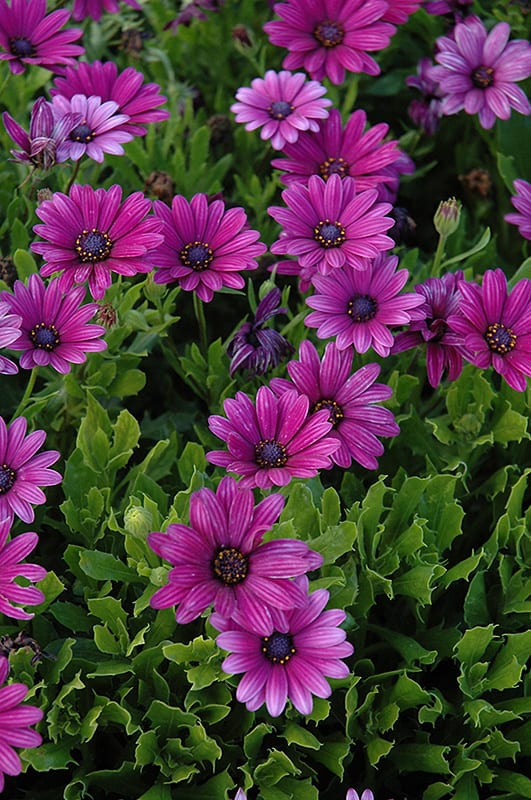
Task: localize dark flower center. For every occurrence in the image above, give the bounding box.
[313,19,345,48]
[347,294,377,321]
[319,156,349,181]
[0,464,16,495]
[180,241,214,271]
[485,322,516,354]
[75,229,113,263]
[212,546,249,585]
[312,398,344,427]
[427,318,448,342]
[30,322,60,351]
[314,219,346,248]
[70,122,95,144]
[269,100,293,120]
[255,438,288,468]
[9,37,35,57]
[261,631,296,664]
[472,65,494,88]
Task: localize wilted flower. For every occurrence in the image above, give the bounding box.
[3,98,81,170]
[227,288,293,377]
[406,57,444,136]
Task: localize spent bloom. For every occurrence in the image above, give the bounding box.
[0,303,21,375]
[0,657,43,794]
[50,94,133,163]
[231,70,332,151]
[2,97,81,171]
[505,179,531,241]
[406,57,445,136]
[72,0,141,22]
[0,516,46,620]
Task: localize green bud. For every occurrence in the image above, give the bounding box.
[124,505,153,538]
[433,197,462,236]
[144,272,167,302]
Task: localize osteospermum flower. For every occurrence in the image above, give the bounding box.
[0,415,61,524]
[207,385,339,489]
[1,275,107,374]
[148,476,322,630]
[346,791,375,800]
[305,253,424,356]
[51,94,133,163]
[382,0,421,24]
[271,341,399,470]
[231,70,332,151]
[149,193,266,302]
[429,15,531,129]
[406,57,445,136]
[3,97,81,171]
[0,516,46,619]
[0,657,43,794]
[31,184,164,301]
[72,0,141,22]
[0,0,84,75]
[264,0,395,84]
[0,303,21,375]
[505,179,531,241]
[448,268,531,392]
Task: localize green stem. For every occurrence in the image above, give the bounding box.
[432,233,447,277]
[0,70,11,102]
[10,367,39,422]
[193,292,208,358]
[64,159,81,194]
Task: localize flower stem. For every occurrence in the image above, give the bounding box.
[10,367,39,422]
[432,234,447,277]
[193,292,208,358]
[64,160,81,194]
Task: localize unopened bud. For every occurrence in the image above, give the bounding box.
[434,197,461,236]
[124,506,153,538]
[37,188,54,204]
[96,302,117,329]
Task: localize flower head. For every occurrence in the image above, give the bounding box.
[346,791,375,800]
[0,660,43,793]
[72,0,141,22]
[381,0,421,24]
[227,288,293,377]
[0,516,46,619]
[505,179,531,241]
[0,303,21,375]
[231,70,331,151]
[406,57,444,136]
[31,184,164,301]
[3,97,81,171]
[51,94,133,163]
[423,0,473,20]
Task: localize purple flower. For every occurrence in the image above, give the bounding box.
[148,193,266,303]
[305,253,425,356]
[0,303,21,375]
[50,61,169,138]
[231,70,332,151]
[346,791,375,800]
[382,0,421,24]
[505,179,531,241]
[50,94,133,163]
[268,174,394,280]
[165,0,225,30]
[264,0,395,84]
[2,97,81,171]
[374,150,415,203]
[148,476,322,630]
[1,275,107,374]
[207,385,339,489]
[227,288,294,377]
[406,57,445,136]
[271,341,399,470]
[423,0,473,20]
[215,575,354,717]
[0,659,43,794]
[0,0,84,75]
[429,15,531,129]
[31,184,164,301]
[0,415,61,524]
[0,516,46,619]
[448,268,531,392]
[72,0,141,22]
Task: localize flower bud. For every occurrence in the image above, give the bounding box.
[124,505,153,538]
[434,197,462,236]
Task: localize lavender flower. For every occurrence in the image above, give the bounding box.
[0,303,21,375]
[3,98,81,171]
[51,94,133,163]
[72,0,141,22]
[0,516,46,620]
[406,57,444,136]
[505,179,531,241]
[0,657,43,794]
[227,288,293,377]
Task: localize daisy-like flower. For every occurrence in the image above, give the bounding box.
[0,415,61,524]
[429,15,531,130]
[148,476,322,630]
[215,575,354,717]
[31,184,164,301]
[207,385,339,489]
[424,0,472,20]
[0,657,43,794]
[0,516,46,620]
[271,341,399,470]
[505,179,531,241]
[231,70,332,151]
[149,193,266,302]
[0,303,21,375]
[263,0,395,85]
[448,268,531,392]
[50,61,169,138]
[382,0,421,24]
[51,94,133,163]
[72,0,141,22]
[346,791,375,800]
[268,174,394,280]
[305,253,424,356]
[0,0,84,75]
[3,97,82,171]
[406,57,445,136]
[1,275,107,374]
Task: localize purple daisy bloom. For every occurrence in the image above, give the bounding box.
[346,791,375,800]
[0,415,61,524]
[0,659,43,794]
[51,94,133,163]
[0,0,84,75]
[406,57,445,136]
[429,15,531,130]
[0,303,21,375]
[207,385,339,489]
[1,275,107,374]
[0,516,46,620]
[268,174,394,279]
[215,575,354,717]
[271,341,399,470]
[264,0,395,84]
[305,253,425,356]
[149,193,266,303]
[148,476,322,630]
[505,179,531,241]
[448,268,531,392]
[31,184,164,301]
[382,0,421,24]
[72,0,141,22]
[50,61,169,138]
[231,70,332,151]
[423,0,473,20]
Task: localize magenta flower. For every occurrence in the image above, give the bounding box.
[505,179,531,241]
[51,94,132,163]
[305,253,425,356]
[165,0,225,30]
[0,516,46,620]
[72,0,141,22]
[406,57,445,136]
[448,269,531,392]
[424,0,473,20]
[207,385,339,489]
[149,193,266,302]
[2,97,81,171]
[271,341,399,470]
[148,476,322,630]
[264,0,395,84]
[215,575,354,716]
[0,303,21,375]
[50,61,169,137]
[268,174,394,279]
[429,15,531,129]
[31,184,164,301]
[346,791,375,800]
[1,275,107,374]
[231,70,331,151]
[374,150,415,204]
[0,0,84,75]
[0,658,43,794]
[0,416,61,524]
[381,0,421,24]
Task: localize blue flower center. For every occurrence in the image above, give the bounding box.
[319,156,349,181]
[313,19,344,48]
[312,398,344,427]
[212,546,249,585]
[472,65,494,88]
[180,241,214,271]
[314,219,346,248]
[70,122,95,143]
[347,294,377,321]
[30,322,60,351]
[10,37,35,57]
[255,438,288,468]
[485,322,516,354]
[75,228,113,263]
[268,101,293,120]
[262,632,296,664]
[0,464,16,495]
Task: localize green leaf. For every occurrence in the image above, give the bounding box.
[79,551,139,583]
[440,227,490,269]
[13,248,38,278]
[391,744,451,774]
[281,723,321,750]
